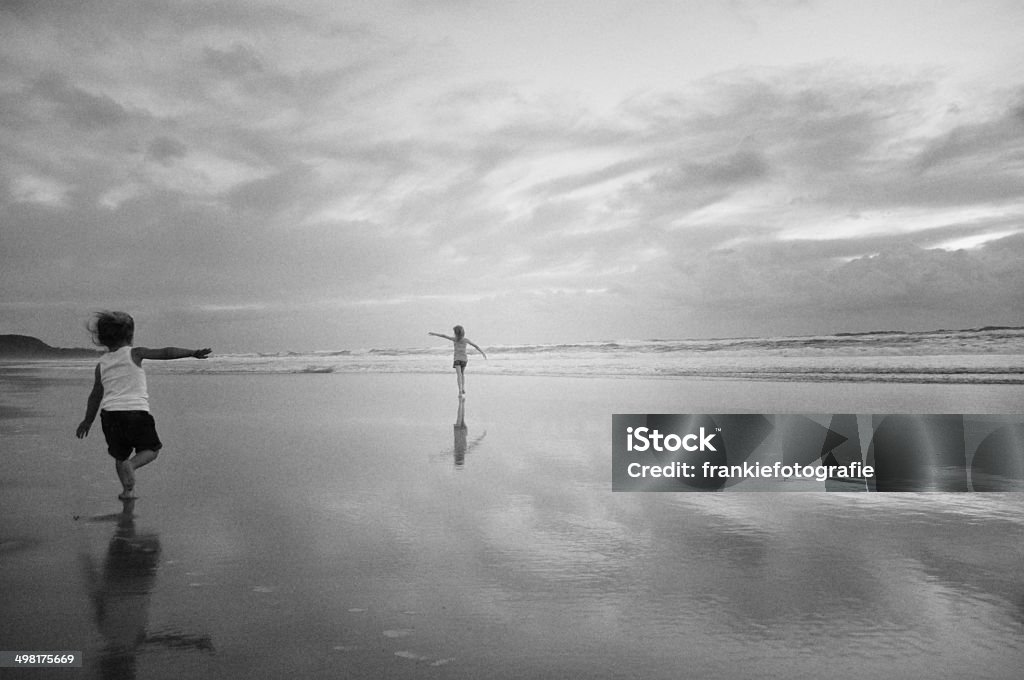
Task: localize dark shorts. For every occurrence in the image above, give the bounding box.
[453,360,467,369]
[100,410,162,461]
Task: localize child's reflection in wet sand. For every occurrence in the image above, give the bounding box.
[453,396,486,469]
[82,499,212,679]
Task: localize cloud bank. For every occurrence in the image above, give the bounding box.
[2,0,1022,349]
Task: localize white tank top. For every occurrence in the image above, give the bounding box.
[98,346,150,412]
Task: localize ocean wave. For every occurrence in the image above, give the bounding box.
[299,365,335,374]
[143,358,1024,384]
[17,326,1024,384]
[481,327,1024,357]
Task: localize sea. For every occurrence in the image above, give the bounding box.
[25,325,1023,384]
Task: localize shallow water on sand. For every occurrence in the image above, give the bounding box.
[1,370,1023,679]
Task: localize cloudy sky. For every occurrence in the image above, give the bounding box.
[2,0,1023,352]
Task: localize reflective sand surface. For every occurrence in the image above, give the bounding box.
[2,371,1022,678]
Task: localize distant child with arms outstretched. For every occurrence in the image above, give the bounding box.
[76,311,211,499]
[428,325,486,396]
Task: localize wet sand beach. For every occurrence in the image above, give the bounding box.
[2,366,1024,679]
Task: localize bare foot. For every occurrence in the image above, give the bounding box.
[116,459,136,499]
[119,459,136,487]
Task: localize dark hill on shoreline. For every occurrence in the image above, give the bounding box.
[0,335,101,359]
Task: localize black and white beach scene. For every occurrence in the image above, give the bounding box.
[2,2,1023,678]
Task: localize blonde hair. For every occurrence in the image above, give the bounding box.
[453,325,465,339]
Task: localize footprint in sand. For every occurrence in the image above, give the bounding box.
[394,651,457,666]
[332,645,362,652]
[382,629,414,639]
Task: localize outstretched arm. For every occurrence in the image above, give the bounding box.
[133,347,211,362]
[428,332,455,342]
[467,340,487,360]
[76,364,103,438]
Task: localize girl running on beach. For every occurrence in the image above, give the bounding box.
[428,325,486,396]
[76,311,210,499]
